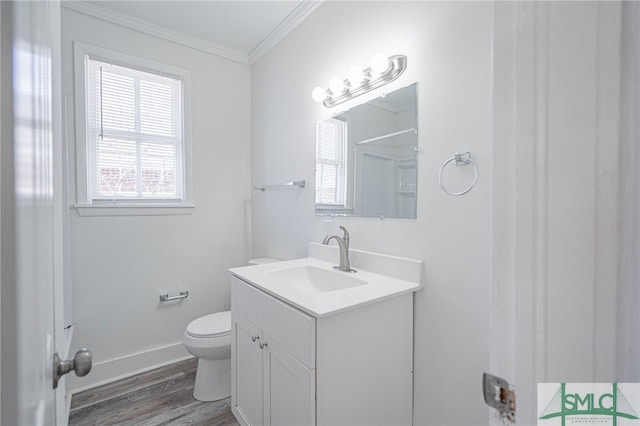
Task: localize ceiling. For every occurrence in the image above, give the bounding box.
[71,1,316,63]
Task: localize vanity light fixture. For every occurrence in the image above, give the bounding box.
[347,67,366,85]
[329,76,346,94]
[312,53,407,108]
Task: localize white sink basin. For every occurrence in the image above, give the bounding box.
[229,243,423,317]
[268,265,367,293]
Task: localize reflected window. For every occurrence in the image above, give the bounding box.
[315,118,347,207]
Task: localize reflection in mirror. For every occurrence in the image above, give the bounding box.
[315,83,418,218]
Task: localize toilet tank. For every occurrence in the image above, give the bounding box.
[247,257,279,266]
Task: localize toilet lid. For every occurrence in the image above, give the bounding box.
[186,311,231,338]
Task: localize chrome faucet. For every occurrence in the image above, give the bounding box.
[322,226,357,273]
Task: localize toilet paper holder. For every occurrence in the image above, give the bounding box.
[159,291,189,302]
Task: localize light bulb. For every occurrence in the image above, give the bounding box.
[312,86,327,102]
[370,53,390,75]
[347,67,366,86]
[329,76,345,94]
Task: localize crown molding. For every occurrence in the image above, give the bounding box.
[62,1,250,65]
[249,0,324,65]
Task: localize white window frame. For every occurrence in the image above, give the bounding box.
[73,42,193,216]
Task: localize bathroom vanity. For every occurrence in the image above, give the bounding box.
[229,243,422,426]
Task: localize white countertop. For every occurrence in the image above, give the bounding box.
[229,243,423,318]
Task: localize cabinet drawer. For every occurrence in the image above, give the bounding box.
[231,275,315,369]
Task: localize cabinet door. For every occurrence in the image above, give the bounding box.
[232,311,264,426]
[263,335,315,426]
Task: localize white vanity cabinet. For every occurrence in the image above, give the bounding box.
[230,274,415,426]
[231,276,316,426]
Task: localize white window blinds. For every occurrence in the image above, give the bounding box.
[316,118,347,205]
[86,57,184,202]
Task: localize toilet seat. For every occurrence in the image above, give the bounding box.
[186,311,231,338]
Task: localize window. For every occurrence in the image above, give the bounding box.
[74,43,193,216]
[315,118,347,207]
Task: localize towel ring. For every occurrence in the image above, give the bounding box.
[439,151,478,196]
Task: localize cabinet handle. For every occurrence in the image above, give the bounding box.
[259,341,268,350]
[251,335,260,342]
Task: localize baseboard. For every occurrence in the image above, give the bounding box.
[69,341,192,394]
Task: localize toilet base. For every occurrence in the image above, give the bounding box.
[193,357,231,402]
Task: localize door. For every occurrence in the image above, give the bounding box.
[263,335,315,426]
[490,2,626,424]
[1,1,70,424]
[232,311,264,426]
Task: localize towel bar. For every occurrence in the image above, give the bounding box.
[253,180,305,191]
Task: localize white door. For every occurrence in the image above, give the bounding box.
[1,1,77,424]
[490,2,626,424]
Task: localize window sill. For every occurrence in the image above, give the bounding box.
[74,203,195,217]
[315,206,355,216]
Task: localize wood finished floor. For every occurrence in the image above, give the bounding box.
[69,358,240,426]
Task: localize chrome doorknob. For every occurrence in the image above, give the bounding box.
[53,348,92,389]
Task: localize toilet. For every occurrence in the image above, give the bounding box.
[183,257,279,402]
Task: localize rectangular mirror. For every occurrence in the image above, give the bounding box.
[315,82,418,218]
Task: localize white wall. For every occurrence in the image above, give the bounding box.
[57,1,634,422]
[251,2,493,424]
[61,7,252,391]
[253,1,633,424]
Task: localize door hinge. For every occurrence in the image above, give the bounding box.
[483,373,515,423]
